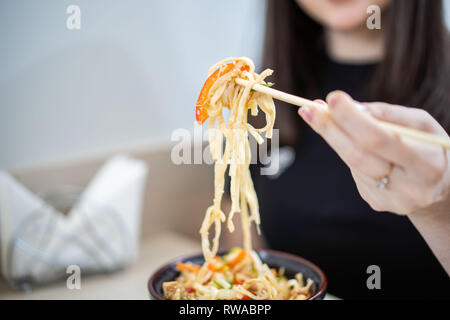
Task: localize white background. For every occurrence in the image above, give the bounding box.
[0,0,266,168]
[0,0,449,168]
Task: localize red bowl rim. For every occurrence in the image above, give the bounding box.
[148,248,327,300]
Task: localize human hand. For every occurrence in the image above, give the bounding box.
[298,90,450,215]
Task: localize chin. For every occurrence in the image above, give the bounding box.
[323,12,370,31]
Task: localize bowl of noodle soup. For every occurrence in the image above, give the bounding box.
[148,249,327,300]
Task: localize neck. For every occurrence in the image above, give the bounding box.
[325,25,384,64]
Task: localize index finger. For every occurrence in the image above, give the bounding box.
[326,91,414,167]
[364,102,448,137]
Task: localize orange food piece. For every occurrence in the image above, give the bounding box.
[207,256,226,272]
[207,263,224,272]
[176,262,200,273]
[229,250,247,269]
[195,63,250,125]
[270,268,277,277]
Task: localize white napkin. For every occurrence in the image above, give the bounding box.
[0,155,148,286]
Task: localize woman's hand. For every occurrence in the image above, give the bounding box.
[298,90,450,216]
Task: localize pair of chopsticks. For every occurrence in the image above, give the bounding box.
[235,78,450,149]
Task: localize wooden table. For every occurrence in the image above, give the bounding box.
[0,232,337,300]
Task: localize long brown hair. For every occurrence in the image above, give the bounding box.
[263,0,450,146]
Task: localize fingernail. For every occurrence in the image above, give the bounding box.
[314,99,326,105]
[355,102,368,112]
[329,95,340,109]
[299,106,313,122]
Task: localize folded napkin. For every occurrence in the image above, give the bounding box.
[0,155,148,288]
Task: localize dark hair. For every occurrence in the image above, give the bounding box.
[263,0,450,145]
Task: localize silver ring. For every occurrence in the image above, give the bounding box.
[376,163,393,189]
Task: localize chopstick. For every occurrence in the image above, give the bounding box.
[235,78,450,150]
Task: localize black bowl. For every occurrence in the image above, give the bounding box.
[148,249,327,300]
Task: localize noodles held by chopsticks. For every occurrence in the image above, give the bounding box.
[162,57,314,300]
[196,57,275,261]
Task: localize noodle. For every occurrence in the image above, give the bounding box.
[198,57,275,261]
[163,57,313,300]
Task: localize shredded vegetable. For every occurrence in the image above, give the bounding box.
[163,248,314,300]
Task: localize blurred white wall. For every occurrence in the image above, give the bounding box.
[0,0,266,168]
[446,0,450,29]
[1,1,449,169]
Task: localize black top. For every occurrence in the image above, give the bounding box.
[254,55,450,299]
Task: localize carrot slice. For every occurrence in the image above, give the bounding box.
[207,256,229,272]
[229,250,247,269]
[207,262,224,272]
[176,262,200,273]
[195,63,250,125]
